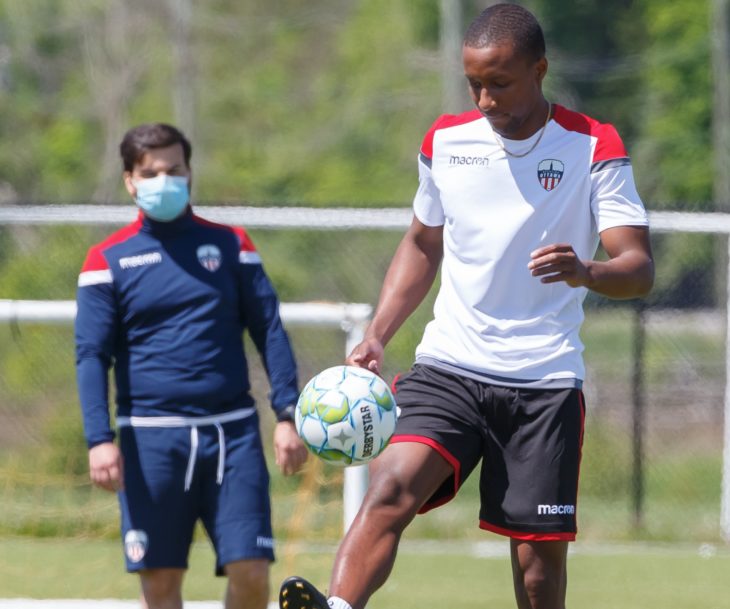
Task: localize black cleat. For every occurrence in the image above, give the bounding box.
[279,576,329,609]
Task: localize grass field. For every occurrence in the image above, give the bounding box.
[0,308,727,607]
[1,536,729,608]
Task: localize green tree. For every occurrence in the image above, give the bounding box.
[632,0,712,207]
[632,0,714,306]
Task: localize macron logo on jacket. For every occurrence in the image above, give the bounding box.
[119,252,162,269]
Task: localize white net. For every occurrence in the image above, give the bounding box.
[0,205,728,543]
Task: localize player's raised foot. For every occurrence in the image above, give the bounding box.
[279,576,329,609]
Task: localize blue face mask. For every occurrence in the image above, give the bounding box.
[134,174,190,222]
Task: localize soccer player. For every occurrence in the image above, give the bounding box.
[75,123,308,609]
[279,4,653,609]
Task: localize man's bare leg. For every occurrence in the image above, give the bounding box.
[225,558,270,609]
[139,568,185,609]
[328,442,454,609]
[511,539,568,609]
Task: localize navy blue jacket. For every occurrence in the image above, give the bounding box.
[75,208,298,448]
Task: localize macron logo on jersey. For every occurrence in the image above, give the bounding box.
[119,252,162,269]
[450,154,490,167]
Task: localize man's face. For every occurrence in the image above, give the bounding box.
[463,43,547,139]
[123,143,190,200]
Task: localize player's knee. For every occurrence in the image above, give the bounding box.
[139,569,184,608]
[362,471,421,525]
[226,559,270,600]
[520,568,560,606]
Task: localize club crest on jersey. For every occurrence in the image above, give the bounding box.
[124,529,148,563]
[537,159,564,191]
[197,244,222,272]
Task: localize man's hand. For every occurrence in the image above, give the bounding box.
[346,336,385,375]
[274,421,308,476]
[528,243,591,288]
[88,442,124,492]
[528,228,653,299]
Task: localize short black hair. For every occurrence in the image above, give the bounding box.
[463,3,545,63]
[119,123,192,172]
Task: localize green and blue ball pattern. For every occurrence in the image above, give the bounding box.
[295,365,398,466]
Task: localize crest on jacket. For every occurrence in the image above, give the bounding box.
[197,244,222,272]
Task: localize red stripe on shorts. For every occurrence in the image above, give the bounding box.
[479,520,576,542]
[389,433,461,513]
[390,373,401,394]
[573,391,586,534]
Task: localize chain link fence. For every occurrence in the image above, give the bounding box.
[0,209,725,544]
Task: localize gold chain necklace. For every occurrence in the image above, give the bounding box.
[495,102,552,159]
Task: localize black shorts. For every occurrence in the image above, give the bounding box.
[391,363,585,541]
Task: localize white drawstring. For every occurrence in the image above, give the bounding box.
[184,426,199,491]
[215,422,226,485]
[117,407,254,493]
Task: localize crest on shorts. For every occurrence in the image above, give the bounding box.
[197,244,222,272]
[124,529,149,563]
[537,159,564,191]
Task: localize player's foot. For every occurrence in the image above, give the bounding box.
[279,576,328,609]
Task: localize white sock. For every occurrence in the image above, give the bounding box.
[327,596,353,609]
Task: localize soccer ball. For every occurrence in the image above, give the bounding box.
[295,365,398,466]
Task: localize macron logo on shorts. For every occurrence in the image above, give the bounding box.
[537,504,575,515]
[256,536,274,549]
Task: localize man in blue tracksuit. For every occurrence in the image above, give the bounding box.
[75,123,308,609]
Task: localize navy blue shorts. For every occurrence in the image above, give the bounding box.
[118,411,274,574]
[391,364,585,541]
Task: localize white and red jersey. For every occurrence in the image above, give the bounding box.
[413,104,648,387]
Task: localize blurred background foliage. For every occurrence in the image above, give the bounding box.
[0,0,716,210]
[0,0,721,309]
